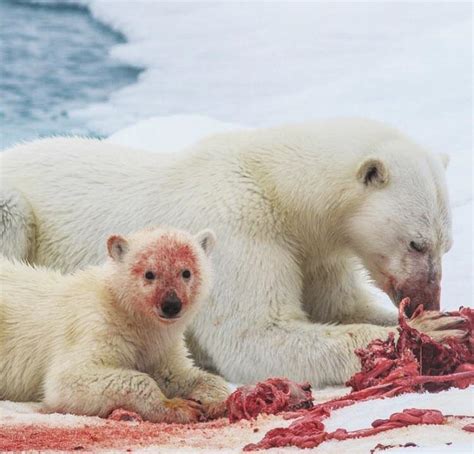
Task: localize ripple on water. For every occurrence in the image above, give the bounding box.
[0,0,140,149]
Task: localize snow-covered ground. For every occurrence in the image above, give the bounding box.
[1,2,472,453]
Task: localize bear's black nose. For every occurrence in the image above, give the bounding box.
[161,292,182,318]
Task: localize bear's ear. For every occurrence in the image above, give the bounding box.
[439,153,450,169]
[107,235,129,262]
[195,229,216,256]
[357,158,389,188]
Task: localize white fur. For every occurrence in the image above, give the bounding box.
[0,118,459,386]
[0,227,229,422]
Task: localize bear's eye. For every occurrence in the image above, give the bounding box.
[409,241,426,253]
[182,269,191,279]
[145,271,156,280]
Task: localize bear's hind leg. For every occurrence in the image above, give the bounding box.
[0,184,36,262]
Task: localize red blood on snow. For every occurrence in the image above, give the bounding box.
[0,418,230,452]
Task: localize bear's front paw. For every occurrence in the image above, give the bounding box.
[202,400,227,420]
[408,311,468,342]
[162,398,204,424]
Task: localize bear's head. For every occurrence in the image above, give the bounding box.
[347,140,452,316]
[106,227,215,325]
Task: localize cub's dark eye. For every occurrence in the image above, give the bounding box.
[182,269,191,279]
[145,271,156,280]
[409,241,425,253]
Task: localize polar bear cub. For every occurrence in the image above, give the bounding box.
[0,226,230,423]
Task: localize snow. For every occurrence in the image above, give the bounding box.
[108,115,245,153]
[0,401,102,428]
[323,387,474,432]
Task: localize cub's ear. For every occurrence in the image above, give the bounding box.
[107,235,129,262]
[195,229,216,256]
[439,153,450,169]
[357,158,389,188]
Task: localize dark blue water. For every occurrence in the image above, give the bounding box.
[0,0,140,148]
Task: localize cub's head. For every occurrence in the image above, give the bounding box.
[106,227,215,324]
[347,139,452,316]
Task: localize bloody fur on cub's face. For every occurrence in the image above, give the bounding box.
[106,227,214,323]
[131,237,201,321]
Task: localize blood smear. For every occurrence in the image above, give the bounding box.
[0,418,230,451]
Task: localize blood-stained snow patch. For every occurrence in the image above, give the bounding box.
[1,387,472,453]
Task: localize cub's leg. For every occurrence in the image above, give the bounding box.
[43,362,202,423]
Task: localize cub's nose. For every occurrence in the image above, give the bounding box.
[161,292,182,318]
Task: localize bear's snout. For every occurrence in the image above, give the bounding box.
[160,291,182,318]
[403,284,441,317]
[394,277,441,317]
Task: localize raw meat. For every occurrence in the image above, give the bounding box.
[243,299,473,450]
[347,299,473,393]
[226,378,313,422]
[244,408,446,450]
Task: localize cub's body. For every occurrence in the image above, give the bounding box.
[0,228,229,422]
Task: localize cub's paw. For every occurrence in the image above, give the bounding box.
[408,311,468,342]
[202,400,227,420]
[162,398,204,424]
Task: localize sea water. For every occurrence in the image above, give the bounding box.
[0,0,139,149]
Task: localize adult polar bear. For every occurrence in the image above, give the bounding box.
[1,118,461,387]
